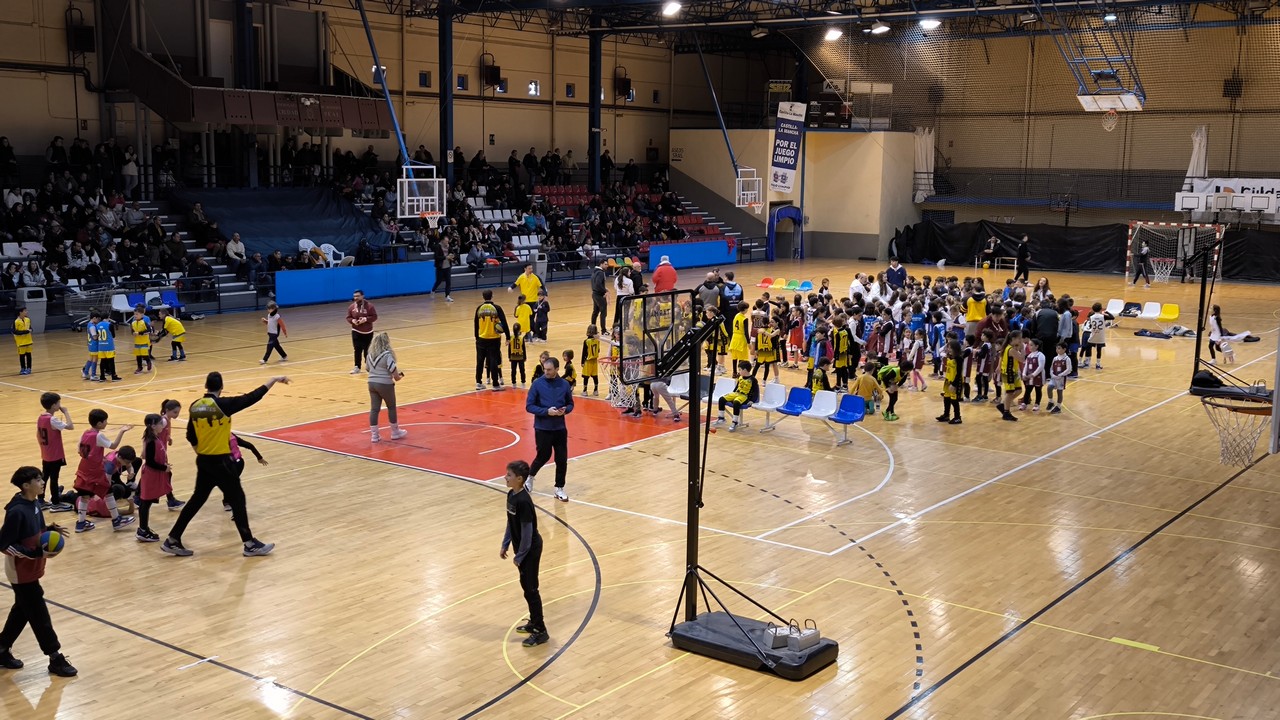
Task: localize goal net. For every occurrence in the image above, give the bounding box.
[1126,222,1222,284]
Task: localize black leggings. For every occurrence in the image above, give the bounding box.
[529,428,568,488]
[942,397,962,419]
[99,357,116,378]
[1021,385,1043,405]
[1132,261,1151,284]
[433,267,452,295]
[476,339,502,385]
[0,581,60,656]
[352,332,373,369]
[518,540,545,632]
[263,332,286,362]
[168,455,253,543]
[511,360,526,384]
[718,397,750,419]
[18,351,30,371]
[591,293,608,328]
[886,391,898,414]
[138,498,156,532]
[41,461,64,501]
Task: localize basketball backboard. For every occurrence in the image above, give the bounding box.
[615,289,697,384]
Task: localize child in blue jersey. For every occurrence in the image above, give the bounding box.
[95,316,121,382]
[82,310,101,381]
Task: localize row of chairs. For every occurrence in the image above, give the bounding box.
[297,239,347,267]
[756,277,815,293]
[1102,298,1180,332]
[475,208,518,223]
[109,289,184,321]
[668,377,867,447]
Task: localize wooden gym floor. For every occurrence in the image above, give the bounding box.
[0,259,1277,720]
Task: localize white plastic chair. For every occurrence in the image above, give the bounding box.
[1104,298,1124,317]
[298,238,317,255]
[666,374,690,397]
[750,383,787,430]
[144,291,167,311]
[710,377,736,404]
[110,293,133,322]
[319,243,345,267]
[801,390,840,421]
[1138,301,1161,322]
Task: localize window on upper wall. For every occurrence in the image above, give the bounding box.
[652,89,660,104]
[565,83,576,98]
[497,78,508,94]
[626,88,635,103]
[528,80,541,96]
[457,74,469,91]
[418,71,432,88]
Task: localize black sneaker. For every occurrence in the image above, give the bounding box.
[522,631,549,647]
[47,653,77,677]
[515,623,538,634]
[136,528,160,543]
[948,417,963,425]
[0,649,22,669]
[161,538,193,557]
[935,414,951,422]
[243,539,275,557]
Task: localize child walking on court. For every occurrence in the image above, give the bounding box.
[130,305,153,374]
[500,459,548,647]
[261,302,287,363]
[876,358,910,421]
[995,331,1024,422]
[581,326,600,396]
[153,308,187,361]
[73,410,135,533]
[849,360,885,413]
[754,315,780,383]
[531,290,550,343]
[0,466,78,677]
[135,413,170,542]
[36,393,74,511]
[509,324,527,387]
[13,306,32,375]
[907,328,928,391]
[157,399,186,511]
[94,314,121,382]
[514,296,533,342]
[1048,341,1070,413]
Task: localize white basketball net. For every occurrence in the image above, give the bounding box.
[1101,110,1119,132]
[1202,396,1273,467]
[1150,257,1176,283]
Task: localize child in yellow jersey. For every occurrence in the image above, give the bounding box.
[129,305,154,374]
[581,325,601,396]
[754,316,780,383]
[561,349,577,388]
[154,308,187,361]
[714,361,759,432]
[508,324,527,387]
[937,340,963,425]
[13,306,33,375]
[728,302,751,366]
[848,360,884,409]
[513,294,533,342]
[995,330,1024,422]
[809,357,833,394]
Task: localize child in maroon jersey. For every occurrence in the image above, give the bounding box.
[72,409,134,534]
[35,393,74,512]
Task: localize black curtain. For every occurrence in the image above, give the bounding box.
[899,220,1129,274]
[1221,228,1280,282]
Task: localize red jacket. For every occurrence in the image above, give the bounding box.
[346,299,378,334]
[651,263,678,293]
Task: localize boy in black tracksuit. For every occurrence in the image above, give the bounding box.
[0,466,77,676]
[501,460,547,647]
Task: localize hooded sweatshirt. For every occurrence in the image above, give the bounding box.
[2,493,47,584]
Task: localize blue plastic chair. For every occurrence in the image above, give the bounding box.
[125,292,145,309]
[762,387,813,432]
[797,281,814,292]
[826,394,866,447]
[160,289,185,315]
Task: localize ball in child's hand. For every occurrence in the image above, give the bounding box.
[41,530,65,557]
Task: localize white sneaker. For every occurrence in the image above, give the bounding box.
[1080,359,1090,368]
[446,296,454,303]
[476,382,485,390]
[554,487,568,502]
[370,429,381,443]
[350,366,361,375]
[390,428,408,440]
[524,475,536,493]
[259,359,266,365]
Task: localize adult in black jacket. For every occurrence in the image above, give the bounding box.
[590,260,608,328]
[1031,304,1060,380]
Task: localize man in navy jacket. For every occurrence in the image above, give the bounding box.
[525,357,575,502]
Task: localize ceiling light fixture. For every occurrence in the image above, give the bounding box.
[751,25,769,39]
[919,18,942,30]
[661,1,681,17]
[1019,12,1038,24]
[1103,11,1118,21]
[824,27,844,41]
[870,20,890,34]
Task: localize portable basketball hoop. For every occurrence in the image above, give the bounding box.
[735,167,763,210]
[600,357,638,408]
[1149,257,1176,284]
[1101,109,1119,132]
[1202,393,1273,467]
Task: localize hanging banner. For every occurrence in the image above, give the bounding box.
[1188,177,1280,195]
[770,101,805,194]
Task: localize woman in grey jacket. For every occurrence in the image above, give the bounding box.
[367,332,407,443]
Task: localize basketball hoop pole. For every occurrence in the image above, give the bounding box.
[683,325,703,622]
[1190,237,1223,378]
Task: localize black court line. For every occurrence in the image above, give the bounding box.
[883,453,1268,720]
[0,581,373,720]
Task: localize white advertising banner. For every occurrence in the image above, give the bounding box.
[769,101,806,194]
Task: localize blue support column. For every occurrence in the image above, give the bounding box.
[233,0,255,89]
[439,1,455,186]
[355,0,412,177]
[587,15,603,194]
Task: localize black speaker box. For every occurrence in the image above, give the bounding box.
[615,77,632,97]
[1223,76,1243,99]
[482,65,501,87]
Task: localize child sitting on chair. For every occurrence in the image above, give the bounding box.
[714,361,759,433]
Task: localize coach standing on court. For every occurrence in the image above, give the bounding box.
[347,290,377,375]
[651,255,677,293]
[1014,235,1032,283]
[590,260,609,328]
[474,290,509,391]
[526,356,574,502]
[162,372,289,558]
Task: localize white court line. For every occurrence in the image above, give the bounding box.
[832,348,1278,554]
[755,422,896,540]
